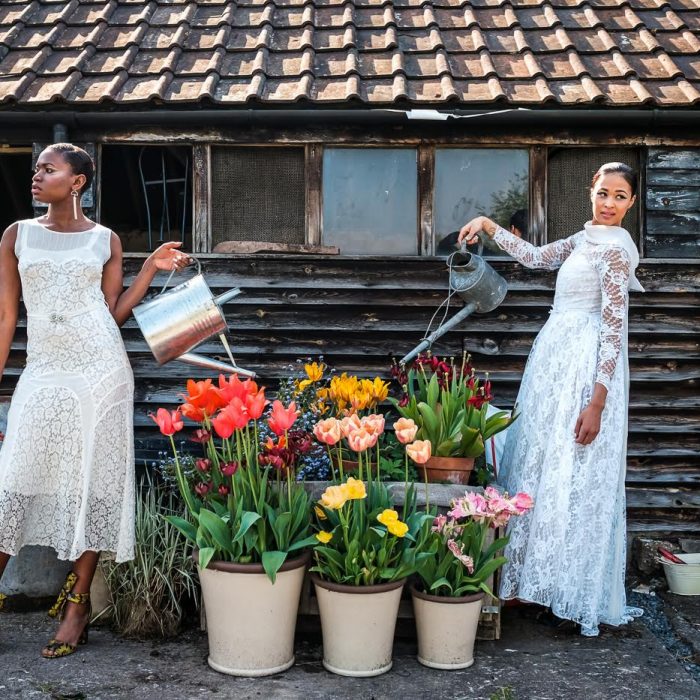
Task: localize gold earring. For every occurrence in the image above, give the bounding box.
[71,190,79,219]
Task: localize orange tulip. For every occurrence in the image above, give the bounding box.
[150,408,184,436]
[406,439,432,465]
[393,417,418,444]
[361,414,385,436]
[339,413,362,438]
[181,378,225,419]
[268,400,299,436]
[313,418,342,446]
[216,374,247,404]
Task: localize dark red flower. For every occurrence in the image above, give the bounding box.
[195,458,211,473]
[221,461,238,477]
[190,429,211,444]
[195,482,211,497]
[218,484,230,497]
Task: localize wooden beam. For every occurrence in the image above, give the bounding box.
[418,144,435,256]
[305,143,322,247]
[192,143,211,253]
[529,145,547,246]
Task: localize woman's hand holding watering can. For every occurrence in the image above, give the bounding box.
[147,241,192,272]
[458,216,499,246]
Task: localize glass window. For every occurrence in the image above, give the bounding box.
[322,148,418,255]
[434,149,529,256]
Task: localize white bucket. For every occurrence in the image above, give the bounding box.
[660,553,700,596]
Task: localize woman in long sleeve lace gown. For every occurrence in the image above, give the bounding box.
[459,162,644,636]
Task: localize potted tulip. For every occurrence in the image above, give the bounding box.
[410,487,533,669]
[309,413,432,677]
[391,352,516,484]
[152,375,317,677]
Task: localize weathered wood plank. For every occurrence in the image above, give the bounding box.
[627,461,700,484]
[191,144,211,253]
[626,487,700,509]
[645,234,700,259]
[647,169,700,187]
[648,149,700,170]
[647,188,700,212]
[305,143,322,247]
[646,211,700,236]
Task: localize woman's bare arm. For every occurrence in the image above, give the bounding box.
[0,224,21,379]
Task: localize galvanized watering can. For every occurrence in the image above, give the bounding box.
[400,240,508,364]
[133,257,255,378]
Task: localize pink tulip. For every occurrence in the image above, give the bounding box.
[150,408,184,437]
[448,492,489,523]
[406,439,431,465]
[313,418,342,446]
[447,539,475,573]
[431,514,447,533]
[361,414,385,436]
[339,414,362,438]
[346,427,377,453]
[393,417,418,444]
[245,388,268,420]
[511,492,534,515]
[211,398,250,439]
[268,400,299,435]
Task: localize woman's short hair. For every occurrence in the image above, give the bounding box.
[46,143,94,194]
[591,162,638,197]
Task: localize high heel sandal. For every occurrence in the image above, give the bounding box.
[42,572,91,659]
[0,592,6,611]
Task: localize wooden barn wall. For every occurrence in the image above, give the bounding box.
[4,255,698,537]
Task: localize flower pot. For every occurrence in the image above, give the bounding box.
[196,551,309,676]
[411,585,485,669]
[311,573,405,677]
[419,456,475,485]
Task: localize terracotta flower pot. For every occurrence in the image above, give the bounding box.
[311,573,405,677]
[196,551,310,676]
[411,585,485,669]
[419,456,475,485]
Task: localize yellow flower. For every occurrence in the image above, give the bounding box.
[386,519,409,538]
[371,377,390,404]
[299,362,325,390]
[319,485,347,510]
[316,531,333,544]
[314,505,327,520]
[377,509,408,537]
[341,477,367,501]
[377,509,400,525]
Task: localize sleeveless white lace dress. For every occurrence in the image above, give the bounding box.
[494,222,644,636]
[0,219,134,562]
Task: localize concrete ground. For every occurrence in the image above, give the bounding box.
[0,603,698,700]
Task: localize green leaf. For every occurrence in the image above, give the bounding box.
[429,577,453,594]
[164,515,197,543]
[198,547,215,570]
[288,534,318,552]
[198,509,231,553]
[262,550,287,584]
[233,511,262,543]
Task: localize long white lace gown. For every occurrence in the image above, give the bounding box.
[0,219,134,562]
[495,222,643,636]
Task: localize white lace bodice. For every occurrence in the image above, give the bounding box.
[494,225,633,390]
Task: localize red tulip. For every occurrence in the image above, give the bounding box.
[181,379,225,420]
[194,481,211,497]
[268,400,299,436]
[190,429,211,444]
[211,398,250,438]
[150,408,184,436]
[195,458,211,473]
[221,461,238,477]
[216,374,247,404]
[218,484,230,497]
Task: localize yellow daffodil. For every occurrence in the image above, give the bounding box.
[319,485,347,510]
[316,531,333,544]
[341,476,367,501]
[314,505,327,520]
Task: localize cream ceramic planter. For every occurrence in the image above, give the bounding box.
[311,574,405,677]
[411,586,485,670]
[197,552,309,676]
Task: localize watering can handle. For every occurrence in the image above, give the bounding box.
[459,237,484,257]
[159,255,203,294]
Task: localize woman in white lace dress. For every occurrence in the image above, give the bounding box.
[0,143,189,657]
[459,163,644,636]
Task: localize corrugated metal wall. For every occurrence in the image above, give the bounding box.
[3,256,699,536]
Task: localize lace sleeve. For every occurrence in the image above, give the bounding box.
[493,226,581,270]
[593,246,631,390]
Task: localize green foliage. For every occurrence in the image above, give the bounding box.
[100,474,198,638]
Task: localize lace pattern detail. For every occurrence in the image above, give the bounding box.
[493,226,584,270]
[0,220,134,562]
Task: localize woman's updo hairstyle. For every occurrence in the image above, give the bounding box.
[590,162,638,197]
[47,143,94,195]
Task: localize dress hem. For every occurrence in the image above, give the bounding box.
[0,540,134,564]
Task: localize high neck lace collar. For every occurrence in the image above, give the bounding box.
[582,221,644,292]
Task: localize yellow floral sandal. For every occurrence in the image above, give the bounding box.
[42,572,91,659]
[0,592,6,611]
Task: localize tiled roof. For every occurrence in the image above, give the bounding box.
[0,0,698,108]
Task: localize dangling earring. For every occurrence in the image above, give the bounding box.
[71,190,79,219]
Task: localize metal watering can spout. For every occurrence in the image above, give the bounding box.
[133,256,256,378]
[399,239,508,365]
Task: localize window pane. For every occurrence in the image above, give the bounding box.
[323,148,418,255]
[434,149,529,256]
[211,147,305,247]
[547,147,639,243]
